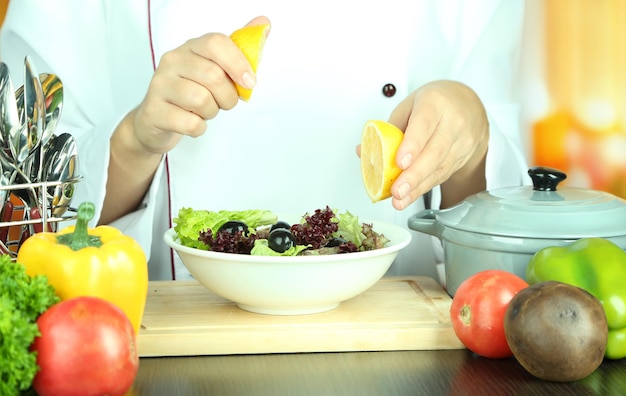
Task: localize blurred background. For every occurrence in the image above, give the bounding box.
[1,0,624,198]
[522,0,626,198]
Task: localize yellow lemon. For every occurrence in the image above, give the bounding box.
[229,23,270,101]
[360,120,404,202]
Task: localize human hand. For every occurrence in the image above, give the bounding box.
[367,80,489,210]
[132,16,271,155]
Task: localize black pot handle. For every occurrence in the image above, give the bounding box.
[528,167,567,191]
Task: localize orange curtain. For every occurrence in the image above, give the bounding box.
[533,0,626,197]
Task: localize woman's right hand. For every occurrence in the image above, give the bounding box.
[132,15,270,155]
[100,16,270,225]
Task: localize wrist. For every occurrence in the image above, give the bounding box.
[112,108,162,160]
[440,143,487,209]
[100,109,163,224]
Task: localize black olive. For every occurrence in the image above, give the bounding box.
[325,237,346,248]
[270,220,291,232]
[217,220,249,236]
[268,228,295,253]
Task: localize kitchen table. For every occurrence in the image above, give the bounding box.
[131,349,626,395]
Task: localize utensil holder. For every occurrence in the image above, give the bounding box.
[0,176,81,258]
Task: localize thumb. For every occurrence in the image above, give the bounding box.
[230,16,271,92]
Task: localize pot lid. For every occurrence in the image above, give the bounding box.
[436,167,626,238]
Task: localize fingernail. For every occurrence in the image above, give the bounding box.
[398,182,410,199]
[400,154,413,169]
[241,71,256,89]
[399,196,412,210]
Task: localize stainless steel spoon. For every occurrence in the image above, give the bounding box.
[18,73,64,182]
[0,160,9,210]
[38,73,63,145]
[50,153,78,219]
[0,63,20,163]
[0,63,38,207]
[15,72,63,153]
[42,133,78,217]
[12,57,46,165]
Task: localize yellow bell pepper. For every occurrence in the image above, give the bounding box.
[17,202,148,335]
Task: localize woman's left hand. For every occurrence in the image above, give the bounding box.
[374,80,489,210]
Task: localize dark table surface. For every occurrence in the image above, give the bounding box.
[130,349,626,395]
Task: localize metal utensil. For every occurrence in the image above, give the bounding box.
[16,72,63,176]
[38,73,63,145]
[0,63,29,198]
[18,72,63,188]
[0,141,38,214]
[42,133,78,217]
[24,130,53,186]
[0,59,78,251]
[0,63,20,163]
[0,160,9,209]
[12,57,46,165]
[50,158,77,219]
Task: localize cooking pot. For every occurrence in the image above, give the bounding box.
[408,167,626,296]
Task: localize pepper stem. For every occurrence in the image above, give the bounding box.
[56,202,103,251]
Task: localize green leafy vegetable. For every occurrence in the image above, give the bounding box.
[360,222,390,251]
[174,206,390,256]
[250,239,310,256]
[334,210,365,247]
[174,208,277,249]
[0,254,59,395]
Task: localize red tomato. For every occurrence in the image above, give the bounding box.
[32,296,139,396]
[450,270,528,359]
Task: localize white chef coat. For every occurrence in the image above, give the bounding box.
[0,0,529,282]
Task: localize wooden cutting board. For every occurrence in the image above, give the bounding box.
[137,276,464,357]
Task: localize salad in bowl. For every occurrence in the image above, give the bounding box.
[174,206,391,256]
[165,206,412,315]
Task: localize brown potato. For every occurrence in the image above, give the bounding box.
[503,281,607,382]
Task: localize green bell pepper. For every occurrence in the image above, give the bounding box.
[526,237,626,360]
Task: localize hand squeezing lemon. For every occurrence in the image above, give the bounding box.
[229,23,270,101]
[360,120,404,202]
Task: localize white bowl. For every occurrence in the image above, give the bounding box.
[164,218,411,315]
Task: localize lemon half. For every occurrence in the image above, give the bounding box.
[360,120,404,202]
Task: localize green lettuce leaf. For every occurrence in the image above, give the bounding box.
[250,239,310,256]
[334,210,365,246]
[174,208,277,249]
